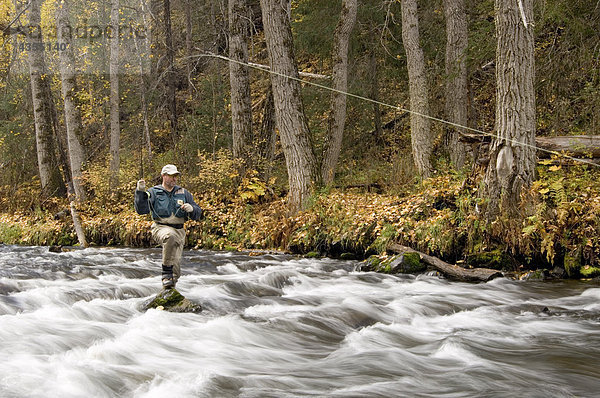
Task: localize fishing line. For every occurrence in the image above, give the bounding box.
[202,52,600,168]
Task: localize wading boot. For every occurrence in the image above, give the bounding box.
[162,265,175,289]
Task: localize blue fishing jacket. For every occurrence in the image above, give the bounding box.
[135,185,202,222]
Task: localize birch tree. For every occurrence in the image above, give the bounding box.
[56,0,86,201]
[109,0,120,185]
[260,0,317,212]
[401,0,433,178]
[484,0,536,217]
[27,0,65,196]
[321,0,357,186]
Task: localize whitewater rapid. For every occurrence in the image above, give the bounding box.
[1,245,599,397]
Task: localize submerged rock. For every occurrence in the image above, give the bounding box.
[143,288,202,313]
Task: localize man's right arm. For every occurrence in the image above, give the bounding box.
[134,180,150,215]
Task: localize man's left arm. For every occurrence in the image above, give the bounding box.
[183,190,203,221]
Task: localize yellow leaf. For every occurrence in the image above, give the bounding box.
[549,165,561,172]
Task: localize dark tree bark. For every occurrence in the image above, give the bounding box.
[401,0,433,178]
[260,0,318,212]
[444,0,469,169]
[369,50,383,143]
[484,0,536,218]
[321,0,357,185]
[257,85,277,179]
[228,0,253,163]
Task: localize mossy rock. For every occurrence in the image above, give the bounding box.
[391,252,426,274]
[143,288,203,313]
[339,252,356,260]
[355,255,381,272]
[305,251,321,258]
[580,266,600,278]
[466,249,513,270]
[377,253,426,274]
[519,270,546,281]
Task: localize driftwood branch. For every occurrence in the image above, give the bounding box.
[388,243,503,282]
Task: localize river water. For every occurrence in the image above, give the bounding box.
[0,245,599,397]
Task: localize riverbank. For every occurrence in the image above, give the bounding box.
[1,165,599,279]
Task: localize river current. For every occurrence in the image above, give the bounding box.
[0,245,599,397]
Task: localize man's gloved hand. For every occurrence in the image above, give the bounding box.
[181,203,193,213]
[136,179,146,191]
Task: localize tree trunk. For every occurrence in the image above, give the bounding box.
[185,0,193,84]
[164,0,178,143]
[321,0,357,185]
[228,0,253,163]
[260,0,318,212]
[109,0,120,186]
[484,0,536,218]
[369,50,383,144]
[70,198,88,247]
[257,86,277,179]
[401,0,433,178]
[56,0,86,202]
[138,0,153,162]
[27,0,65,197]
[444,0,469,169]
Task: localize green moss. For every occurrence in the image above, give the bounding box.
[305,251,320,258]
[378,256,394,273]
[466,249,513,270]
[358,255,381,272]
[402,252,424,273]
[520,270,546,280]
[377,253,426,274]
[580,266,600,278]
[365,255,381,267]
[146,289,185,309]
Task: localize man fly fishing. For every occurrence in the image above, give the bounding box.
[134,164,202,289]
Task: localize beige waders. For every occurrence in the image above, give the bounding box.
[151,222,186,283]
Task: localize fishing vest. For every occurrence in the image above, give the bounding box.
[149,186,188,220]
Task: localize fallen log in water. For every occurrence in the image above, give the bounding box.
[387,243,503,282]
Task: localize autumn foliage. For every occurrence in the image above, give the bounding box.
[1,154,600,278]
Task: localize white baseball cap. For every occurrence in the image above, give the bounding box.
[161,164,180,175]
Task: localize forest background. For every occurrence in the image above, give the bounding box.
[0,0,599,278]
